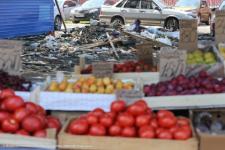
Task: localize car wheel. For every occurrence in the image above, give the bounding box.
[54,16,62,31]
[165,18,179,31]
[111,17,124,27]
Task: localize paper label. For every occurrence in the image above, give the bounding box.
[215,10,225,44]
[136,44,153,64]
[116,89,144,103]
[159,47,187,81]
[179,20,198,51]
[56,71,65,83]
[92,62,114,78]
[0,40,23,75]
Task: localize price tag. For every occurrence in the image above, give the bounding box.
[159,47,187,81]
[136,44,153,64]
[179,20,198,51]
[92,62,114,78]
[215,10,225,44]
[116,89,144,103]
[0,40,23,75]
[29,86,41,104]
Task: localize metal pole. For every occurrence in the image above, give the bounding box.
[54,0,67,33]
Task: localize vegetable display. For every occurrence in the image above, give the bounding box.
[67,100,192,140]
[0,89,61,137]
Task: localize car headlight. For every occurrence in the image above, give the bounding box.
[89,9,98,13]
[187,13,197,18]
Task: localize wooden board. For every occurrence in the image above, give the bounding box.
[0,129,56,149]
[123,31,172,47]
[144,93,225,110]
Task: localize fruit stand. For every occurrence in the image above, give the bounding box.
[1,6,225,150]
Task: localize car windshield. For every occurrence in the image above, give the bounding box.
[219,1,225,10]
[175,0,200,8]
[81,0,105,9]
[156,0,166,8]
[104,0,120,6]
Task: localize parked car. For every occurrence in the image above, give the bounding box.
[54,0,78,30]
[70,0,105,23]
[100,0,197,31]
[197,0,212,25]
[211,0,225,36]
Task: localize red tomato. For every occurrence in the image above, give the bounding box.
[134,100,148,109]
[22,116,43,133]
[157,110,174,119]
[169,126,179,134]
[24,102,38,114]
[36,105,46,115]
[158,130,173,139]
[13,107,30,122]
[89,124,106,136]
[117,113,135,127]
[127,104,146,116]
[136,114,151,127]
[92,108,105,117]
[3,96,25,112]
[173,129,191,140]
[46,116,61,132]
[158,116,177,128]
[68,119,89,135]
[150,118,158,129]
[0,111,11,123]
[35,115,47,129]
[177,118,190,127]
[1,117,19,133]
[105,112,116,120]
[33,129,47,138]
[86,114,98,125]
[99,115,113,127]
[121,127,136,137]
[0,102,6,111]
[16,129,30,136]
[0,89,15,99]
[181,125,191,131]
[146,108,152,115]
[156,128,165,135]
[110,100,126,113]
[139,126,155,138]
[109,125,122,136]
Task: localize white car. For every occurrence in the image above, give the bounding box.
[100,0,197,31]
[54,0,78,30]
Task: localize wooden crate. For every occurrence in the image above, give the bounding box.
[0,129,56,149]
[58,118,198,150]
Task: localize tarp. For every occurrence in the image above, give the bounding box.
[0,0,54,38]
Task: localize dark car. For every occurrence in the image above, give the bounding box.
[211,0,225,36]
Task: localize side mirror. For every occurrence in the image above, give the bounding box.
[155,6,161,11]
[211,8,216,11]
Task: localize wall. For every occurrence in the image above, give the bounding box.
[0,0,54,38]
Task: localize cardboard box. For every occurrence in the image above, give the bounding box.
[191,109,225,150]
[0,129,56,149]
[58,118,198,150]
[186,45,224,77]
